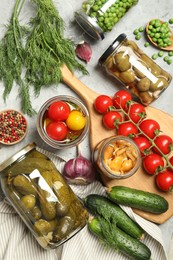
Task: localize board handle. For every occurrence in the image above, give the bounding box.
[61,65,98,103]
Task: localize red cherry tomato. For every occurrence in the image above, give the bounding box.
[94,95,113,114]
[133,136,151,156]
[143,153,164,175]
[126,103,146,123]
[169,156,173,172]
[112,90,132,109]
[155,170,173,192]
[46,121,67,141]
[139,119,160,139]
[153,135,173,155]
[117,122,138,136]
[48,101,70,121]
[103,111,122,129]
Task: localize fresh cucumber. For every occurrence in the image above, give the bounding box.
[89,217,151,260]
[107,186,169,214]
[84,194,144,240]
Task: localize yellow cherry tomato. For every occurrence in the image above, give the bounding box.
[66,110,86,131]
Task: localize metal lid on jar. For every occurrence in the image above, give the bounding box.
[75,11,104,40]
[98,33,127,64]
[0,143,36,172]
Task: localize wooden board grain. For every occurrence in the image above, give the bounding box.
[62,65,173,224]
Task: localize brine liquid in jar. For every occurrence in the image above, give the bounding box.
[99,33,172,105]
[0,143,88,249]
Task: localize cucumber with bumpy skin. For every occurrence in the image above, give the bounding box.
[107,186,169,214]
[89,217,151,260]
[84,194,144,240]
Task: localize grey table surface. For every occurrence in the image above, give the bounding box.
[0,0,173,259]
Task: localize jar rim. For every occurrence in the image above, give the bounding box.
[98,33,127,65]
[75,11,104,40]
[37,95,89,149]
[100,135,141,179]
[0,143,36,172]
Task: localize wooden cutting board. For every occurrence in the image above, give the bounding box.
[62,65,173,224]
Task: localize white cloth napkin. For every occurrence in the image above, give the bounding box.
[0,148,172,260]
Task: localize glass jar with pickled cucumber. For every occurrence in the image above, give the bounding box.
[75,0,138,40]
[98,34,172,105]
[0,143,88,249]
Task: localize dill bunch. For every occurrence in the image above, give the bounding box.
[0,0,88,116]
[0,0,35,116]
[25,0,88,95]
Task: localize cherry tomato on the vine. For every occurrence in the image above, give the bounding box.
[46,121,68,141]
[153,134,173,155]
[103,111,122,129]
[126,103,146,123]
[48,101,70,121]
[94,95,113,114]
[112,90,132,109]
[155,170,173,192]
[133,136,151,156]
[139,119,160,139]
[117,122,138,136]
[143,153,164,175]
[169,156,173,172]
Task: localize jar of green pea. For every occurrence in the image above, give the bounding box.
[75,0,138,40]
[98,34,172,106]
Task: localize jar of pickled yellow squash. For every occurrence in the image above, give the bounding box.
[99,34,172,105]
[0,143,88,249]
[92,136,141,179]
[75,0,138,40]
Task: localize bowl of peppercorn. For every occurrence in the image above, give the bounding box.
[0,109,28,145]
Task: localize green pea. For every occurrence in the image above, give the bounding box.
[152,54,158,60]
[144,42,149,47]
[160,27,166,33]
[158,42,164,48]
[135,34,141,40]
[158,51,164,57]
[148,25,153,30]
[157,38,163,43]
[139,26,144,32]
[150,19,156,26]
[168,51,173,56]
[152,37,157,42]
[169,18,173,24]
[164,56,169,62]
[133,29,139,35]
[92,5,99,11]
[155,21,161,27]
[150,32,155,37]
[155,33,161,38]
[167,59,172,65]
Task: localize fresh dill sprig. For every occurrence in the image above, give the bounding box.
[0,0,35,116]
[0,0,88,116]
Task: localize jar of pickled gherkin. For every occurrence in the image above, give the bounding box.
[98,34,172,105]
[75,0,138,40]
[0,143,88,249]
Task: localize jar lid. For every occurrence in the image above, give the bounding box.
[0,143,36,172]
[75,11,104,40]
[98,33,127,64]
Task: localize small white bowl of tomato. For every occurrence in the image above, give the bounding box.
[37,96,89,149]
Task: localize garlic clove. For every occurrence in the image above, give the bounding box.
[75,41,92,63]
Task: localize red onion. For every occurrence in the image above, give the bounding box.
[75,41,92,63]
[63,154,96,185]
